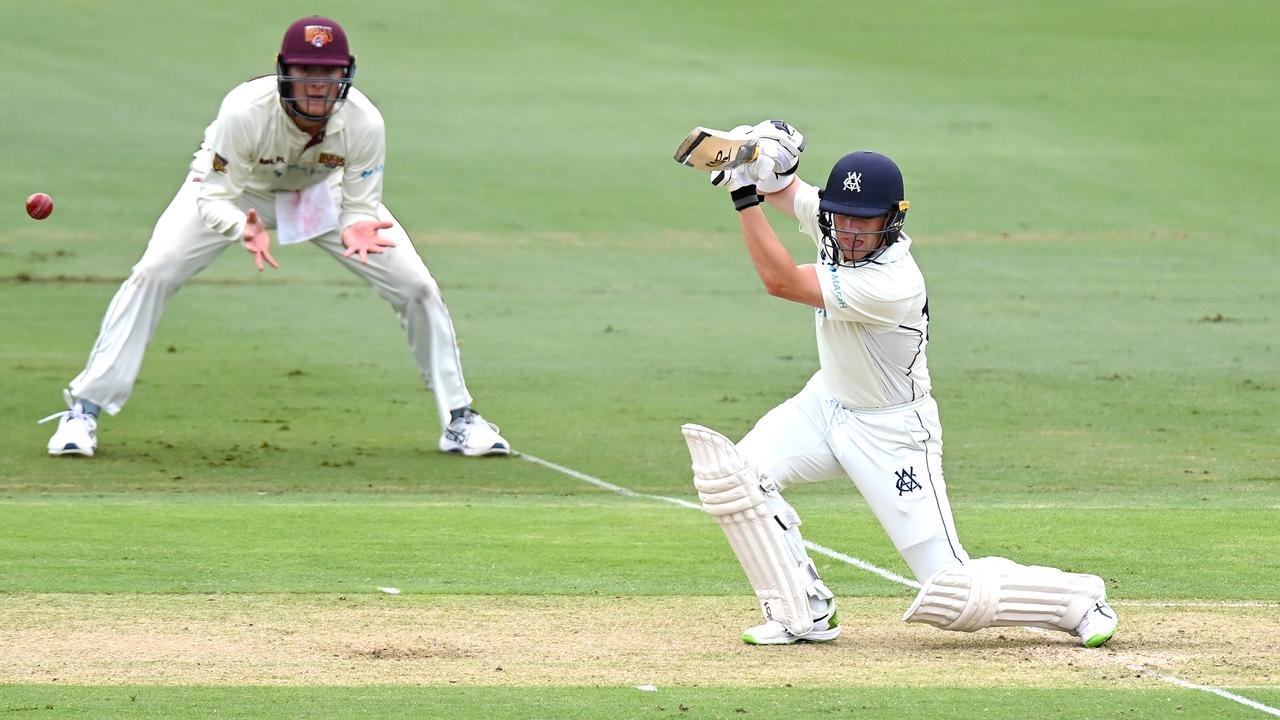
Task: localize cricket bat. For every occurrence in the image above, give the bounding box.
[673,126,760,171]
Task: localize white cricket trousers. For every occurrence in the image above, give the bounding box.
[737,371,970,582]
[68,176,472,428]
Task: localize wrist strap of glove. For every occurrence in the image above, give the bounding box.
[731,185,762,212]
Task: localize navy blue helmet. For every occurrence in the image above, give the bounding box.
[817,152,910,267]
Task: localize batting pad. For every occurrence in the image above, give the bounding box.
[682,423,829,636]
[902,556,1106,633]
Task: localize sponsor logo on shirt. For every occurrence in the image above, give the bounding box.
[212,153,228,174]
[317,153,345,169]
[828,265,849,309]
[274,163,330,179]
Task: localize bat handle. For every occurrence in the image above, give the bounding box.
[732,140,760,168]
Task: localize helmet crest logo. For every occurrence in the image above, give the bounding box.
[304,25,335,47]
[843,171,862,192]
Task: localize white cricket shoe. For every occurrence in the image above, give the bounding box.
[1075,599,1118,648]
[39,391,99,457]
[438,409,510,457]
[742,601,841,645]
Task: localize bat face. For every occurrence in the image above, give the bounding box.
[674,127,760,171]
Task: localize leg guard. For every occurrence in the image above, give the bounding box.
[682,423,831,636]
[902,556,1106,634]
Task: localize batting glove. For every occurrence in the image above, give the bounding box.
[750,119,805,162]
[709,120,805,193]
[709,162,755,191]
[712,143,796,194]
[750,119,805,193]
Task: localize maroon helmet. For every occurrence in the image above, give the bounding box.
[276,16,356,122]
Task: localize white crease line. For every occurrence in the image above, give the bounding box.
[519,453,915,587]
[518,450,1280,717]
[801,541,920,589]
[1128,666,1280,717]
[518,453,699,510]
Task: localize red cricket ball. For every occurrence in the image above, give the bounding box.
[26,192,54,220]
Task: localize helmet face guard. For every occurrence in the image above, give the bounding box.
[276,60,356,122]
[817,204,908,268]
[817,151,909,268]
[276,17,356,122]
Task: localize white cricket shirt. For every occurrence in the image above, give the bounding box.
[793,181,932,409]
[189,76,386,240]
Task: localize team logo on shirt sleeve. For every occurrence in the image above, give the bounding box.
[211,153,229,174]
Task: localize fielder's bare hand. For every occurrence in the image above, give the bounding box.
[242,208,279,272]
[341,220,396,263]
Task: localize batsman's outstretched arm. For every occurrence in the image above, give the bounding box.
[736,201,822,308]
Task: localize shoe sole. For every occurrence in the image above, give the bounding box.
[48,444,94,457]
[1082,625,1117,648]
[742,627,842,645]
[441,445,512,457]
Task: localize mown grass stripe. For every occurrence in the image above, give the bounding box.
[519,452,919,588]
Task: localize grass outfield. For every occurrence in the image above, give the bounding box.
[2,687,1270,720]
[2,0,1279,718]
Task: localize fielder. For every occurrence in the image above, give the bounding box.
[678,120,1118,647]
[40,16,508,458]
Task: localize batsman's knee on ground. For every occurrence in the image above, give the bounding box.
[903,556,1116,646]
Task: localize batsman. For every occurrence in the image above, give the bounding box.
[674,120,1119,647]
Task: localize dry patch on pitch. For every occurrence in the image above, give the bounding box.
[0,594,1274,688]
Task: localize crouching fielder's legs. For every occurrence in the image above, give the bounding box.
[903,556,1119,647]
[682,423,840,645]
